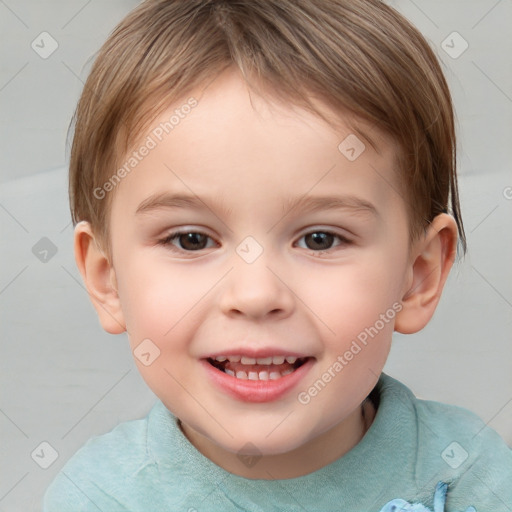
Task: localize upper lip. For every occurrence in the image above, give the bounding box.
[203,348,312,359]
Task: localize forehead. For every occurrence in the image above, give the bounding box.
[110,69,403,224]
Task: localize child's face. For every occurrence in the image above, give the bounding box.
[107,69,413,476]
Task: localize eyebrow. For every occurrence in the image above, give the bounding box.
[135,192,378,218]
[136,193,232,217]
[281,194,379,217]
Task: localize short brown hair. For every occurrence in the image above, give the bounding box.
[68,0,466,261]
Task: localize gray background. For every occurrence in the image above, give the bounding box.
[1,1,511,510]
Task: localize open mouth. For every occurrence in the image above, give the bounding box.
[207,355,310,381]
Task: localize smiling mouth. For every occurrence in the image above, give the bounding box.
[207,355,310,381]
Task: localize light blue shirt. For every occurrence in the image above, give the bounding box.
[43,374,512,511]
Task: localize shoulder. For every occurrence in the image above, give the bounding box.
[379,374,512,509]
[43,402,161,511]
[417,396,512,508]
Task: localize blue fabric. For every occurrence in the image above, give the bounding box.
[380,482,477,512]
[43,373,512,511]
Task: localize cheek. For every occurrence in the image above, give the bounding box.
[295,249,405,383]
[115,257,212,395]
[115,254,204,346]
[301,255,403,333]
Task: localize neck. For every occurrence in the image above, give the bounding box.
[180,398,375,480]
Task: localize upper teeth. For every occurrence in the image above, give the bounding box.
[214,355,299,365]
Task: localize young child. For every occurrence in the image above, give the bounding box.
[44,0,512,510]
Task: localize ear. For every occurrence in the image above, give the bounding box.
[74,221,126,334]
[394,214,458,334]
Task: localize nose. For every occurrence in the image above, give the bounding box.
[219,254,295,321]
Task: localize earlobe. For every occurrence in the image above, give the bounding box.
[394,214,458,335]
[74,221,126,334]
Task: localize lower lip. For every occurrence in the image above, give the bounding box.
[201,358,314,403]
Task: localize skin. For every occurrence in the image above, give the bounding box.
[75,68,457,479]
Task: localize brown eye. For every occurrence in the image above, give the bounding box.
[177,232,209,250]
[295,230,351,253]
[158,231,216,251]
[304,232,335,250]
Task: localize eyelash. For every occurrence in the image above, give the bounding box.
[157,229,352,255]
